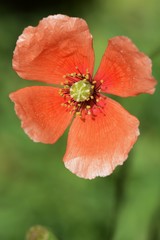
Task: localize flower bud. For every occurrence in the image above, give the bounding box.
[26,225,58,240]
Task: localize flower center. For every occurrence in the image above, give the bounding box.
[70,79,93,102]
[59,67,105,118]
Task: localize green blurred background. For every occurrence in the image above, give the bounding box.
[0,0,160,239]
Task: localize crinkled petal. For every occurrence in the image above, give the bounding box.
[9,86,73,143]
[13,15,94,84]
[94,36,157,97]
[64,97,139,179]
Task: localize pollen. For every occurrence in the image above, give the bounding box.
[70,79,93,102]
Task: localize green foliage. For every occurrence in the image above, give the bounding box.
[0,1,159,239]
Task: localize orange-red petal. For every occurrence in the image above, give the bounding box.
[64,97,139,179]
[9,86,73,143]
[94,36,157,97]
[13,15,94,84]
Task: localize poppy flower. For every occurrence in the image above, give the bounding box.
[10,15,157,179]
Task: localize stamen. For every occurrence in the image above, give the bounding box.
[59,68,105,119]
[85,73,89,80]
[75,66,82,75]
[76,112,81,116]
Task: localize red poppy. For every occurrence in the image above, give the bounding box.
[10,15,157,179]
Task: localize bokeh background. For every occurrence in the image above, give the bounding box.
[0,0,160,239]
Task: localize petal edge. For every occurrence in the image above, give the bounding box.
[94,36,157,97]
[13,15,94,84]
[64,97,140,179]
[10,86,73,144]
